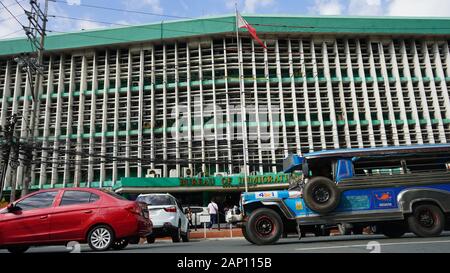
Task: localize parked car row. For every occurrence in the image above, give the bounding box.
[0,188,152,253]
[0,191,203,253]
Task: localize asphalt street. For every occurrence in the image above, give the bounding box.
[2,232,450,253]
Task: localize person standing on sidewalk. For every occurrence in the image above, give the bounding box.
[207,198,218,229]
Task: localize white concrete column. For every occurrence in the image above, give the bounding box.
[367,41,388,147]
[333,42,352,148]
[299,40,314,152]
[311,41,327,150]
[411,41,435,143]
[322,41,340,149]
[112,51,121,184]
[137,49,145,178]
[186,44,193,171]
[87,53,98,186]
[263,42,277,172]
[63,56,75,186]
[74,56,88,186]
[210,42,220,174]
[388,42,412,145]
[150,47,156,170]
[162,45,168,177]
[0,61,11,129]
[198,44,206,173]
[174,44,181,176]
[377,42,400,146]
[100,51,110,185]
[433,43,450,122]
[125,50,132,178]
[223,39,233,172]
[399,41,423,144]
[422,42,446,143]
[345,40,365,148]
[51,57,65,186]
[275,40,289,157]
[251,40,264,173]
[287,40,302,154]
[39,57,55,187]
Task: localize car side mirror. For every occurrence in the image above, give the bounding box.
[7,203,21,213]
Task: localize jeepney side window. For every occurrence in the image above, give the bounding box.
[405,156,450,173]
[353,159,403,176]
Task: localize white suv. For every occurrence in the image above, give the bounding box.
[136,193,189,243]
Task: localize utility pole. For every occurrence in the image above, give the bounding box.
[14,0,49,197]
[0,115,18,202]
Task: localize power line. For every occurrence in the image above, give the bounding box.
[49,14,217,36]
[49,0,235,25]
[0,0,25,10]
[0,28,23,39]
[0,0,26,27]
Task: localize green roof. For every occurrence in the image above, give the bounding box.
[1,15,450,57]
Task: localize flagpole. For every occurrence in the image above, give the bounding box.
[235,5,249,193]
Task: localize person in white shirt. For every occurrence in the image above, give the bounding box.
[207,198,218,229]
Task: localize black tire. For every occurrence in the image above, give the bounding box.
[242,224,256,244]
[87,225,115,251]
[408,204,445,237]
[146,235,155,244]
[182,229,190,242]
[246,208,284,245]
[338,223,352,235]
[111,238,129,250]
[303,176,341,214]
[129,236,140,244]
[381,223,406,238]
[7,246,29,254]
[172,223,182,243]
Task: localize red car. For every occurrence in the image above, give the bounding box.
[0,188,152,253]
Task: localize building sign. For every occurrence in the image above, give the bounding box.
[115,173,297,191]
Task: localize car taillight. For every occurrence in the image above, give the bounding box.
[164,206,177,213]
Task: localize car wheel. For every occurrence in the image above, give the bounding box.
[172,223,182,243]
[242,224,256,244]
[246,208,283,245]
[408,204,445,237]
[146,235,155,244]
[303,176,341,214]
[7,246,29,254]
[182,229,190,242]
[111,238,129,251]
[381,223,406,238]
[87,225,114,251]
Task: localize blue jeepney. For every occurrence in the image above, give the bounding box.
[237,144,450,245]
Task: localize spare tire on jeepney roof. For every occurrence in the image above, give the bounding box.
[303,176,341,214]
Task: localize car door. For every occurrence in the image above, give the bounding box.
[50,190,101,242]
[1,191,59,244]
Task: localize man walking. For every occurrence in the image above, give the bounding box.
[207,198,218,229]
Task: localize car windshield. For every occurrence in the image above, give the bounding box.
[137,195,173,206]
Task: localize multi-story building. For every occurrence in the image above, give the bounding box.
[0,15,449,203]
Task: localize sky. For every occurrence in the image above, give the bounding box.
[1,0,450,40]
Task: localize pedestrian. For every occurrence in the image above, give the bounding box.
[186,206,193,228]
[207,198,218,229]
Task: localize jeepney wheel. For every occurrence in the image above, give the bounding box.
[303,176,341,214]
[246,208,284,245]
[408,204,445,237]
[242,224,256,244]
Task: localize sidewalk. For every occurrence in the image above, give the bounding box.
[190,227,243,239]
